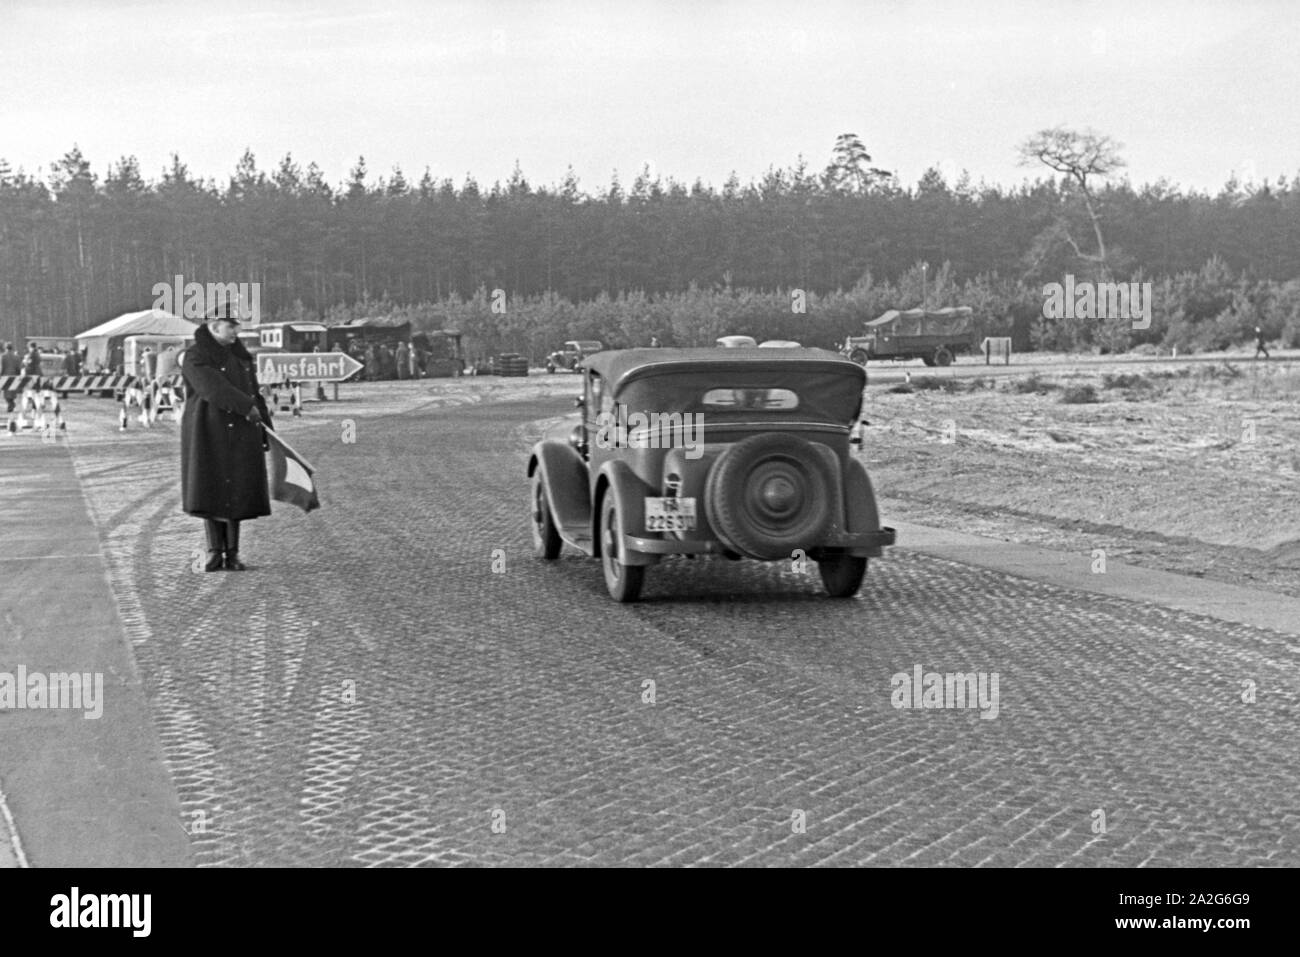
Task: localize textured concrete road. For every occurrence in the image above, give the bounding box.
[4,380,1297,866]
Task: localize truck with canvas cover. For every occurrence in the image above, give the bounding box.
[841,306,977,367]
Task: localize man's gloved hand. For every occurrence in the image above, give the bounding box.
[245,406,265,427]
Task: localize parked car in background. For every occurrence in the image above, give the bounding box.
[758,340,802,348]
[546,340,603,373]
[527,348,895,602]
[716,335,758,348]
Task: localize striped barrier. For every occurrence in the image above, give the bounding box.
[50,374,141,392]
[119,375,186,430]
[2,374,144,392]
[0,376,47,392]
[4,374,184,434]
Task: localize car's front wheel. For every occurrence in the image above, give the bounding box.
[819,554,867,598]
[599,493,644,602]
[531,472,562,559]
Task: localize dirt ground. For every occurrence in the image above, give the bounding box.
[863,358,1300,597]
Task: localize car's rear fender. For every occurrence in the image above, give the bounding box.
[662,446,724,542]
[529,440,592,550]
[594,459,659,566]
[841,457,885,557]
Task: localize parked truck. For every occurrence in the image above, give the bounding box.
[841,306,977,367]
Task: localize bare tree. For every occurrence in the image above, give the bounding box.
[1018,126,1125,272]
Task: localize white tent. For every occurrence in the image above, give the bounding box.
[76,309,198,371]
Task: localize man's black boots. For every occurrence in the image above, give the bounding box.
[224,520,247,571]
[203,520,225,572]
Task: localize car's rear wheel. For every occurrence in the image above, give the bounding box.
[599,492,644,602]
[921,355,936,367]
[819,554,867,597]
[531,472,562,560]
[849,348,868,365]
[934,347,953,367]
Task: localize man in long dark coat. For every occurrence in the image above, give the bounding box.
[180,309,274,570]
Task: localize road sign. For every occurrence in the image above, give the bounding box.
[258,353,362,383]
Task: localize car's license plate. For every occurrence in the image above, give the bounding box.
[645,497,697,532]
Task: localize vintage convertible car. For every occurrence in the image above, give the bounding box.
[526,348,895,601]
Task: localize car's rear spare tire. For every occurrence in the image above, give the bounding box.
[704,434,834,561]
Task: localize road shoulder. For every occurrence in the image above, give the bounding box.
[891,518,1300,637]
[0,441,192,867]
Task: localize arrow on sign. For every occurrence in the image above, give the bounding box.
[257,353,363,383]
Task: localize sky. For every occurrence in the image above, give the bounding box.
[2,0,1298,196]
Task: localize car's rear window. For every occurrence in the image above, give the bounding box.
[700,387,799,411]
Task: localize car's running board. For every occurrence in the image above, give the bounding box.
[559,528,595,557]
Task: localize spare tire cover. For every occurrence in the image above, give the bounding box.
[704,433,835,560]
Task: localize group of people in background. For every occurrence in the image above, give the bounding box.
[3,341,83,374]
[2,341,87,379]
[348,339,433,381]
